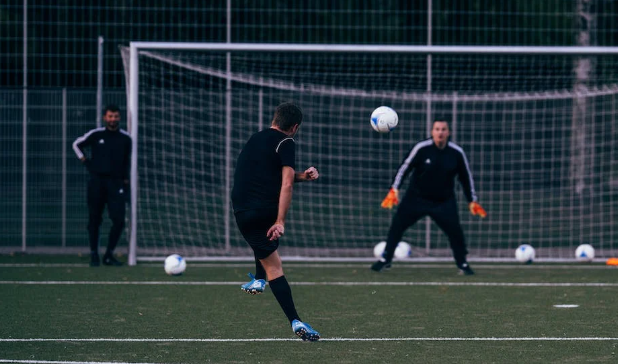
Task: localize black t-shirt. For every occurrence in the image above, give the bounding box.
[232,128,296,212]
[72,127,132,179]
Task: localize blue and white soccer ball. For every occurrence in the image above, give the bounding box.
[575,244,595,262]
[370,106,399,133]
[373,241,387,259]
[164,254,187,275]
[394,241,412,259]
[515,244,535,264]
[373,241,411,259]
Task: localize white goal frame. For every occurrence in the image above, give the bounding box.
[127,42,618,266]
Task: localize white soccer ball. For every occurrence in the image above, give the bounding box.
[575,244,595,262]
[373,241,387,259]
[374,241,411,259]
[370,106,399,133]
[164,254,187,276]
[515,244,535,264]
[394,241,412,259]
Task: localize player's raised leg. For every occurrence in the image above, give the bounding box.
[241,252,267,295]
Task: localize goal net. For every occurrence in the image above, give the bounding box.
[121,44,618,263]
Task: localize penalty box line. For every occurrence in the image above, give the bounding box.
[1,337,618,343]
[1,281,618,287]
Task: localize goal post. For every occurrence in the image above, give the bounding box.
[123,42,618,265]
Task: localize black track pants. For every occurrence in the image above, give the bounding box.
[87,176,126,253]
[383,195,467,265]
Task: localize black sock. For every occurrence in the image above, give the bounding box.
[254,254,266,280]
[269,275,301,324]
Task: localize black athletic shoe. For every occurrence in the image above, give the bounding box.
[370,260,392,272]
[102,254,123,266]
[458,262,475,275]
[90,254,100,267]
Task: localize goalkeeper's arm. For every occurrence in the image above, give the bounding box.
[468,201,487,218]
[381,143,419,209]
[454,146,486,218]
[381,188,399,209]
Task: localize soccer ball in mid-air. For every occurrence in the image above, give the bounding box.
[515,244,535,264]
[164,254,187,275]
[394,241,411,259]
[370,106,398,133]
[575,244,595,262]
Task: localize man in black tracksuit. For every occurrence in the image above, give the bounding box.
[371,118,487,275]
[72,104,132,267]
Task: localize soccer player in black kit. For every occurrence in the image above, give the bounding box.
[232,102,321,341]
[72,104,131,267]
[371,118,487,275]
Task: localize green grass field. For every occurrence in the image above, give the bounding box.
[1,254,618,363]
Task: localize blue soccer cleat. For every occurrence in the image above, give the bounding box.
[291,319,320,342]
[240,273,266,295]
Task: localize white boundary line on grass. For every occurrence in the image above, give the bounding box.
[1,337,618,343]
[0,360,164,364]
[1,280,618,287]
[0,263,615,269]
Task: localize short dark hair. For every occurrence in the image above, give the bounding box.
[273,102,303,131]
[433,117,450,128]
[104,104,120,114]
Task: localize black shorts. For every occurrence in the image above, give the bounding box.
[234,208,279,259]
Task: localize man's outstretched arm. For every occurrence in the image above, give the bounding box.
[294,166,319,182]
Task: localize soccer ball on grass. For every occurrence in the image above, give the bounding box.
[164,254,187,275]
[394,241,411,259]
[515,244,535,264]
[575,244,595,262]
[373,241,411,260]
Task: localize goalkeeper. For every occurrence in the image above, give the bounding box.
[371,118,486,275]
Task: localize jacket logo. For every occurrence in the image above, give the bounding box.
[99,139,105,144]
[425,158,431,164]
[119,188,124,194]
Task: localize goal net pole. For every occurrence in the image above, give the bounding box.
[126,42,618,265]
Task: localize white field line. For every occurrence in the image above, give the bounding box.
[0,263,615,269]
[0,280,618,287]
[1,337,617,343]
[0,360,165,364]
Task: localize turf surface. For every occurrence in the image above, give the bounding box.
[1,254,617,363]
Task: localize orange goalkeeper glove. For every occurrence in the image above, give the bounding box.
[381,188,399,209]
[469,202,487,218]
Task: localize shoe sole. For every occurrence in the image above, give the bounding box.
[371,265,392,272]
[240,287,264,295]
[294,327,320,342]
